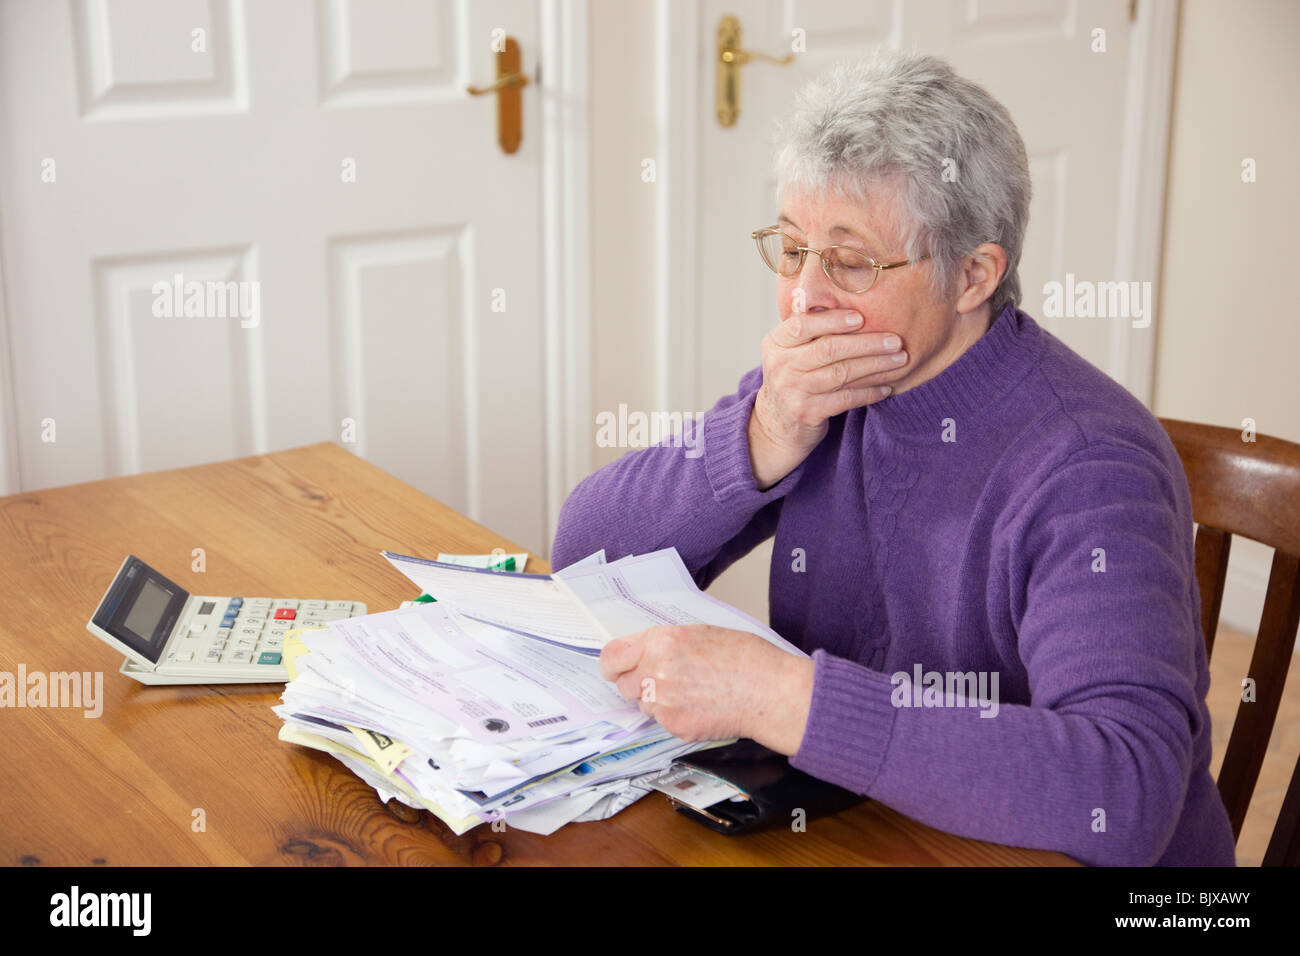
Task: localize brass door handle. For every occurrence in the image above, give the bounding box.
[467,72,528,96]
[716,15,794,128]
[466,36,528,154]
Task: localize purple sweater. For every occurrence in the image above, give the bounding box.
[552,304,1236,866]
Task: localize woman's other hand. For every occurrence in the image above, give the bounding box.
[749,310,908,489]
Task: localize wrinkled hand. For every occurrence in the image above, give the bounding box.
[599,624,814,755]
[749,310,909,488]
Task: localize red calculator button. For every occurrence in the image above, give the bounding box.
[274,608,297,620]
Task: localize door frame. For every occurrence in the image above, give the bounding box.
[1111,0,1178,405]
[540,0,592,559]
[656,0,1179,414]
[656,0,702,418]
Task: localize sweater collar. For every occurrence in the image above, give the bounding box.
[868,302,1043,438]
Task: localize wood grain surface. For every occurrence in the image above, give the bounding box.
[0,443,1077,866]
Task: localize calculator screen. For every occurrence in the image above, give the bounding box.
[122,579,172,640]
[91,556,190,663]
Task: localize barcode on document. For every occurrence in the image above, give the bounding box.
[527,715,569,728]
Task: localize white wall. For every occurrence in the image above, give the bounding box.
[1152,0,1300,632]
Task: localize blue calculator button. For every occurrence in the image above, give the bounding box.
[257,652,282,666]
[221,615,238,628]
[228,597,243,607]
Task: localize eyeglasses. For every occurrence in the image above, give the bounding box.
[751,226,928,294]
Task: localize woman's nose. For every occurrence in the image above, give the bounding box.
[791,255,841,310]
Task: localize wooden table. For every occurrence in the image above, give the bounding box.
[0,443,1077,865]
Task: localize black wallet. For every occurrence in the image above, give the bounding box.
[666,739,867,834]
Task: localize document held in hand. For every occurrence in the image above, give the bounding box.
[381,547,805,658]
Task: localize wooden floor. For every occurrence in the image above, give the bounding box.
[1208,623,1300,866]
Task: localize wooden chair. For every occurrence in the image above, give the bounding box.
[1159,418,1300,866]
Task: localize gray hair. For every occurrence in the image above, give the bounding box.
[772,50,1031,314]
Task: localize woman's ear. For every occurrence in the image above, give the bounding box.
[954,242,1008,315]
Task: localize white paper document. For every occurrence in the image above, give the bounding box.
[436,551,530,572]
[382,547,805,657]
[553,549,806,656]
[306,600,635,744]
[382,551,609,653]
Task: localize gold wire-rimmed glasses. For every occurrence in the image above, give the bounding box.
[751,226,928,294]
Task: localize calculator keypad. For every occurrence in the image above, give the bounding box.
[169,596,366,672]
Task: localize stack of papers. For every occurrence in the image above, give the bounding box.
[274,548,805,834]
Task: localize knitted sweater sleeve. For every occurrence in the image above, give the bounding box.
[550,365,807,589]
[789,439,1208,866]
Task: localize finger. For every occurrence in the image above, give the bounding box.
[615,671,643,702]
[599,634,645,681]
[769,309,866,348]
[803,350,910,393]
[792,330,904,373]
[808,385,895,418]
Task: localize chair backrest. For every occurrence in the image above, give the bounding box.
[1159,417,1300,865]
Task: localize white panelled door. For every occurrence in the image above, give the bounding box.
[681,0,1151,619]
[0,0,551,554]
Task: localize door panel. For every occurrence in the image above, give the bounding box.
[0,0,548,554]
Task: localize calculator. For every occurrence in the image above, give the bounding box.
[86,555,367,685]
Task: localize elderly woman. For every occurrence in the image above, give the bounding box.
[552,51,1235,866]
